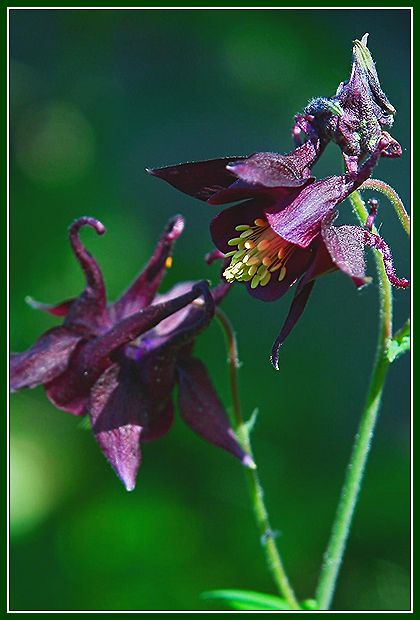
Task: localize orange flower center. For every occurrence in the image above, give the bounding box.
[223,218,293,289]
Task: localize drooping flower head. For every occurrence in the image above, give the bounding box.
[11,216,252,490]
[149,133,408,369]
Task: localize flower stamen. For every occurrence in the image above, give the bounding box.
[223,219,293,288]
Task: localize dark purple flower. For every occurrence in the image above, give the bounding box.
[300,34,400,171]
[149,133,408,369]
[11,216,252,490]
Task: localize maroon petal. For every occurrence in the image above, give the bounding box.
[245,246,312,302]
[26,296,75,317]
[226,151,312,188]
[112,215,185,320]
[64,217,110,334]
[270,280,316,371]
[88,364,143,491]
[45,282,209,414]
[210,199,266,254]
[321,219,371,288]
[10,327,83,392]
[265,137,391,248]
[177,357,253,467]
[147,156,247,202]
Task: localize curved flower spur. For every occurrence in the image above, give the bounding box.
[10,216,253,490]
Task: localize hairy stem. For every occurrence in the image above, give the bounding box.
[315,190,393,610]
[360,179,410,236]
[215,307,301,611]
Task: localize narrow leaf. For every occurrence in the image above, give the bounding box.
[202,589,292,610]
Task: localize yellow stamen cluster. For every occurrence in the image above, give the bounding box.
[223,219,292,289]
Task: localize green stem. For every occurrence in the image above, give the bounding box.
[215,307,301,611]
[360,179,410,236]
[315,190,393,610]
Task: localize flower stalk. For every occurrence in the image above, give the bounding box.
[215,307,301,611]
[361,179,411,236]
[315,189,396,609]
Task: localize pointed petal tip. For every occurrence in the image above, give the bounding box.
[145,166,156,176]
[109,449,140,493]
[270,351,281,372]
[123,478,136,492]
[242,454,257,469]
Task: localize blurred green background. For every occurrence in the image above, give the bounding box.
[10,8,410,612]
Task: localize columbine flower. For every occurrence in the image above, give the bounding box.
[11,216,252,490]
[149,134,408,369]
[299,34,400,171]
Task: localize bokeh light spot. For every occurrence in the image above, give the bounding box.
[14,101,95,186]
[10,437,60,537]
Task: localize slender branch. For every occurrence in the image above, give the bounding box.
[315,190,394,610]
[360,179,410,236]
[215,307,301,611]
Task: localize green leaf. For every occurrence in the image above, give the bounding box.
[301,598,319,610]
[245,408,259,435]
[77,415,91,431]
[202,589,292,610]
[386,319,410,363]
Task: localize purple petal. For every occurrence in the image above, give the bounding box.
[10,327,83,392]
[210,280,232,305]
[112,215,185,320]
[144,280,215,356]
[64,217,110,334]
[151,282,198,338]
[204,250,233,305]
[88,364,143,491]
[349,227,409,288]
[147,156,247,201]
[264,137,392,249]
[207,179,305,206]
[265,176,348,248]
[177,357,252,467]
[226,152,312,188]
[245,247,313,302]
[321,220,371,288]
[26,296,75,317]
[271,280,316,370]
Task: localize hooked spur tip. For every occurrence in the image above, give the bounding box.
[166,214,185,239]
[69,216,106,237]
